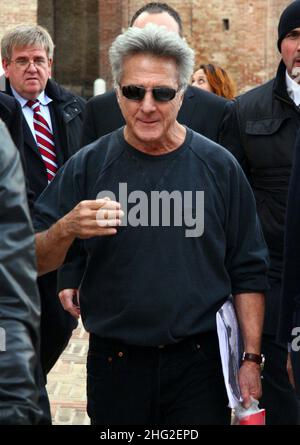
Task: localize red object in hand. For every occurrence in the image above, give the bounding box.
[238,409,266,425]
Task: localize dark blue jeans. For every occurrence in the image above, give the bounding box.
[87,332,231,425]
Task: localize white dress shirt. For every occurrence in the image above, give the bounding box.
[11,87,53,143]
[286,70,300,106]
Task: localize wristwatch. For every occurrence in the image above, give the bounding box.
[242,352,265,372]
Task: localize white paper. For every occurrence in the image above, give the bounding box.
[216,299,243,408]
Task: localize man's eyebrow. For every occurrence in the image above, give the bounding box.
[287,30,300,35]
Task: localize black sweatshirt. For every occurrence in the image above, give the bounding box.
[34,128,269,346]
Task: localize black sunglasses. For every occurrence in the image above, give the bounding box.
[121,85,179,102]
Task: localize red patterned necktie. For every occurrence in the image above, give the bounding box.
[27,99,58,182]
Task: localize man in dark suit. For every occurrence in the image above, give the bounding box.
[81,2,228,147]
[1,25,86,380]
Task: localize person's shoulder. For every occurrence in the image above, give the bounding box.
[86,90,118,110]
[69,128,123,166]
[0,120,18,171]
[184,85,228,106]
[189,129,240,169]
[236,78,275,104]
[0,91,21,125]
[0,91,18,112]
[46,79,86,107]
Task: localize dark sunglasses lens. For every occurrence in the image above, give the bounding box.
[121,85,177,102]
[122,85,145,100]
[153,88,177,102]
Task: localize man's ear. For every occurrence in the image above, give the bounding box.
[48,58,53,78]
[2,58,10,78]
[115,86,121,104]
[179,89,185,107]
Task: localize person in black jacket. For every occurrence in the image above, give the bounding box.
[219,1,300,424]
[1,25,86,380]
[0,119,42,424]
[279,129,300,398]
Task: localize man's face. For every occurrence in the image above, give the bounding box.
[116,53,184,149]
[281,28,300,77]
[2,46,52,100]
[132,11,180,34]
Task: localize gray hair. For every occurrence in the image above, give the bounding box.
[1,25,54,61]
[109,24,194,89]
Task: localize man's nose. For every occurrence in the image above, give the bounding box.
[26,61,38,72]
[140,91,156,113]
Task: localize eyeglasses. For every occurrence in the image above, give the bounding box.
[121,85,180,102]
[9,57,48,70]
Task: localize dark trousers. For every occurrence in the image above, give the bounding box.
[260,334,299,425]
[87,332,231,425]
[38,274,78,377]
[36,364,52,425]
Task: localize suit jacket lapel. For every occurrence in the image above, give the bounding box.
[48,102,65,167]
[22,118,40,155]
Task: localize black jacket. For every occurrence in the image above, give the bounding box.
[81,85,228,146]
[279,129,300,342]
[220,60,300,332]
[0,120,42,424]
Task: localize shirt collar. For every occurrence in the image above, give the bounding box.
[11,86,53,108]
[285,70,300,106]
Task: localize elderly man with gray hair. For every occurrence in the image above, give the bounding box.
[33,24,269,425]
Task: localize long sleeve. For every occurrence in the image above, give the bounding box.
[224,156,269,294]
[0,120,42,424]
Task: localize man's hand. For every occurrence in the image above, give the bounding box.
[287,351,296,388]
[239,361,262,408]
[36,198,124,276]
[59,288,80,319]
[61,198,124,239]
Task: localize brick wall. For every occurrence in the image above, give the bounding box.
[189,0,291,93]
[39,0,99,98]
[0,0,37,60]
[114,0,291,94]
[0,0,293,96]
